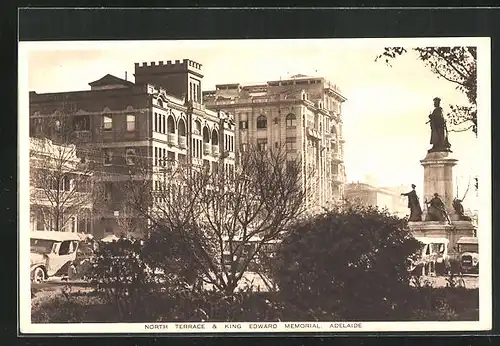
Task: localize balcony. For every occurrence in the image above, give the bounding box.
[192,157,203,166]
[203,143,212,155]
[331,152,343,162]
[73,130,91,141]
[167,133,177,146]
[306,126,322,140]
[178,135,187,149]
[212,145,220,157]
[331,174,343,184]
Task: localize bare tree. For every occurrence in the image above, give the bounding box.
[30,137,96,232]
[124,143,312,295]
[30,106,103,233]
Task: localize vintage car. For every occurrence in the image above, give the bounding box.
[30,231,81,283]
[456,236,479,274]
[408,237,450,276]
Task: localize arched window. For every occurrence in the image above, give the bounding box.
[286,113,296,127]
[178,119,186,137]
[157,99,163,108]
[211,129,219,145]
[195,120,202,135]
[330,125,337,136]
[167,115,175,134]
[203,126,210,143]
[256,115,267,129]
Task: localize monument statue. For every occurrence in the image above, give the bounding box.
[425,193,451,223]
[401,184,423,221]
[427,97,451,153]
[452,198,473,221]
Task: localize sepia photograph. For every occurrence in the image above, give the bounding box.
[18,37,491,333]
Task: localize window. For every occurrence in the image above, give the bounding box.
[286,138,297,151]
[256,115,267,129]
[167,116,175,134]
[158,99,163,108]
[59,241,77,256]
[54,119,62,132]
[257,139,267,151]
[162,115,166,133]
[239,120,248,130]
[168,151,175,161]
[194,120,201,135]
[241,143,248,152]
[74,115,90,131]
[104,183,112,201]
[103,148,113,165]
[154,113,158,132]
[286,113,296,127]
[32,118,43,134]
[103,115,112,131]
[154,147,158,166]
[125,147,136,165]
[126,115,136,131]
[211,129,219,145]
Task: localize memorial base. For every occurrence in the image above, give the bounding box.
[409,220,476,250]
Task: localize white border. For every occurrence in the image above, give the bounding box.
[18,37,492,334]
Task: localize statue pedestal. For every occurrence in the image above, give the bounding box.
[420,151,458,218]
[408,221,476,250]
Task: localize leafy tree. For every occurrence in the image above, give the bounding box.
[376,47,477,135]
[272,203,421,321]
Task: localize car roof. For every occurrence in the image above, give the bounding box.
[456,236,478,244]
[30,231,81,242]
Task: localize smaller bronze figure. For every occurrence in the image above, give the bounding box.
[427,97,452,153]
[452,198,472,221]
[401,184,423,221]
[425,193,451,223]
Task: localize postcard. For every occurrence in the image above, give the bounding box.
[19,37,491,334]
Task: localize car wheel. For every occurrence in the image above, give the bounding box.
[32,267,45,284]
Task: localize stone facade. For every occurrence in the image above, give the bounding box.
[344,182,408,217]
[203,75,347,208]
[29,60,235,239]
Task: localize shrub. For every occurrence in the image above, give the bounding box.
[83,227,207,321]
[271,204,421,320]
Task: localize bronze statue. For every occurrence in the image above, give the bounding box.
[452,198,472,221]
[401,184,423,221]
[427,97,451,153]
[425,193,451,223]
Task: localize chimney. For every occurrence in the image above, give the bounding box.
[125,71,128,81]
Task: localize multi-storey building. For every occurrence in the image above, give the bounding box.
[29,59,235,239]
[344,182,408,217]
[203,74,347,208]
[30,137,94,233]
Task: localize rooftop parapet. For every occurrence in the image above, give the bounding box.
[134,59,203,71]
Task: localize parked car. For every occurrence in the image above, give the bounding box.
[30,231,81,283]
[408,237,450,276]
[456,236,479,274]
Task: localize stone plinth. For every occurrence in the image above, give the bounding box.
[420,151,458,216]
[409,220,476,251]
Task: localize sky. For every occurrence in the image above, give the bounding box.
[22,39,487,211]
